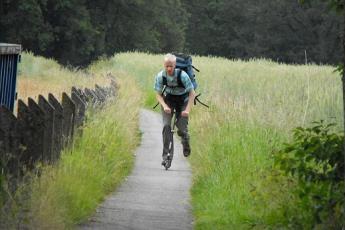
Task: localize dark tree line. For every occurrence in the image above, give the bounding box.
[184,0,343,64]
[0,0,342,66]
[0,0,187,66]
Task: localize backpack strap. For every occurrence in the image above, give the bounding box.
[163,69,184,89]
[153,74,167,109]
[162,73,167,87]
[161,76,167,99]
[176,69,184,88]
[194,93,209,108]
[161,72,168,96]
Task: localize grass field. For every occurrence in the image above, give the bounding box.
[89,52,342,229]
[26,77,142,228]
[1,53,143,228]
[17,52,109,104]
[1,51,342,228]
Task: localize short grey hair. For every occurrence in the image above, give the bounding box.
[164,53,176,63]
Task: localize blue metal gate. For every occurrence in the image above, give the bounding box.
[0,43,21,111]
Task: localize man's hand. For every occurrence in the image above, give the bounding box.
[181,110,189,117]
[156,93,171,114]
[181,90,195,118]
[164,106,171,114]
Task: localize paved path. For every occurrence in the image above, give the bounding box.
[80,109,193,230]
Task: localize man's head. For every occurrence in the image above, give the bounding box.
[164,53,176,76]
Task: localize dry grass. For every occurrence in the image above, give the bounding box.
[16,52,110,111]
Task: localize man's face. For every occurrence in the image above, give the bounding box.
[164,61,176,76]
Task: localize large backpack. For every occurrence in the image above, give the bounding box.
[172,53,199,90]
[154,53,209,108]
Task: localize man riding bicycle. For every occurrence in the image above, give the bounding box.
[154,53,196,167]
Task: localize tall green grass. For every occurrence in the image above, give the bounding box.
[188,56,342,228]
[4,51,340,228]
[1,52,143,228]
[88,53,162,107]
[25,77,142,229]
[90,52,342,229]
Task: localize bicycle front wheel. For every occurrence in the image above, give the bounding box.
[163,125,174,168]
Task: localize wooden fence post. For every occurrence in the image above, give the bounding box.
[84,88,98,106]
[94,84,106,103]
[38,95,55,163]
[110,78,118,96]
[28,98,45,164]
[0,106,20,177]
[71,89,86,129]
[17,99,44,169]
[17,100,31,168]
[48,94,63,162]
[62,93,75,147]
[72,87,87,104]
[0,81,114,178]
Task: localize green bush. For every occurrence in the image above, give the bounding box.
[274,121,345,229]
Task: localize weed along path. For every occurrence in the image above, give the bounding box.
[80,109,193,230]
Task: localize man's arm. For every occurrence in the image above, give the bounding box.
[181,89,195,117]
[154,72,172,113]
[156,92,171,114]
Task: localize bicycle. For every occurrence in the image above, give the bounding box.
[162,110,178,170]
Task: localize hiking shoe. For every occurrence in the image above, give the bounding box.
[161,160,166,166]
[182,140,191,157]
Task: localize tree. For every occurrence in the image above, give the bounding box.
[0,0,54,53]
[43,0,98,66]
[300,0,345,194]
[102,0,188,55]
[153,0,188,53]
[183,0,342,64]
[1,0,342,66]
[255,0,342,63]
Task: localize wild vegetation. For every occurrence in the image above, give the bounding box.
[17,52,108,101]
[0,51,343,228]
[274,121,344,229]
[0,0,341,66]
[1,0,344,228]
[0,53,142,228]
[90,52,343,229]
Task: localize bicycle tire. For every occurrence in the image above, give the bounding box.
[163,125,174,170]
